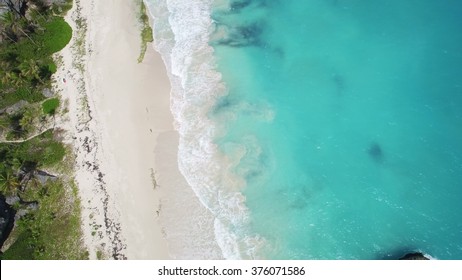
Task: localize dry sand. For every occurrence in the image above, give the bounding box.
[56,0,173,259]
[55,0,223,259]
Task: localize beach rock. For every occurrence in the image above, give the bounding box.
[1,100,29,115]
[399,252,429,260]
[14,201,38,221]
[44,0,68,5]
[42,88,54,98]
[19,169,57,188]
[15,209,28,220]
[5,195,20,206]
[0,195,16,248]
[35,170,58,185]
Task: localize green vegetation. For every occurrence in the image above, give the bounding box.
[42,98,59,115]
[0,130,65,193]
[1,179,87,259]
[96,250,104,260]
[137,0,154,63]
[0,3,72,109]
[51,0,74,19]
[0,0,87,259]
[0,131,84,259]
[39,17,73,54]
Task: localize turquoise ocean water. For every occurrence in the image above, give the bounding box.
[147,0,462,259]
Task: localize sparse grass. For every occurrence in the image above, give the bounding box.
[72,13,87,73]
[137,1,154,63]
[96,250,104,260]
[1,179,88,260]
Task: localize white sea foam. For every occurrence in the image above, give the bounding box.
[145,0,264,259]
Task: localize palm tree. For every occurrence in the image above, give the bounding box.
[0,61,11,71]
[19,59,42,83]
[0,61,13,85]
[1,70,20,87]
[0,171,21,196]
[1,0,28,18]
[0,30,17,43]
[19,108,34,132]
[11,158,25,173]
[1,11,37,45]
[27,0,48,22]
[0,116,10,132]
[0,11,19,42]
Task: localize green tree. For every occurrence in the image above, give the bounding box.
[1,11,37,45]
[19,59,42,84]
[0,117,10,131]
[0,0,28,18]
[0,171,21,196]
[19,108,34,132]
[1,70,21,87]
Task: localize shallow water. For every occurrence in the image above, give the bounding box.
[148,0,462,259]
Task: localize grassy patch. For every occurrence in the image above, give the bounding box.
[0,129,66,171]
[38,17,73,55]
[48,62,57,74]
[42,98,60,115]
[0,88,45,110]
[137,1,154,63]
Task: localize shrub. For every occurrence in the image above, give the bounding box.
[39,17,73,55]
[42,98,59,115]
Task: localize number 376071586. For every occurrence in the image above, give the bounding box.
[251,266,306,276]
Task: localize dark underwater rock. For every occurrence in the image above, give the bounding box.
[230,0,252,11]
[399,252,429,260]
[367,142,383,163]
[215,22,264,48]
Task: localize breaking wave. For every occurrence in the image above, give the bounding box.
[145,0,264,259]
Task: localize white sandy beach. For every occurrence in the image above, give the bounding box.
[54,0,222,259]
[55,0,173,259]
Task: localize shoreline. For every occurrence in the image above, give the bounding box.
[145,0,224,259]
[56,0,173,259]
